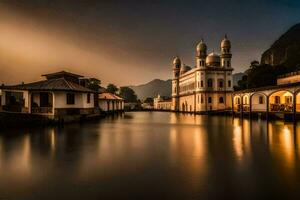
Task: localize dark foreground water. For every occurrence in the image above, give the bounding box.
[1,112,300,199]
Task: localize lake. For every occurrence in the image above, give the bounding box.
[1,112,300,199]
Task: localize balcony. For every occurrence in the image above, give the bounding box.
[31,107,53,114]
[270,104,293,112]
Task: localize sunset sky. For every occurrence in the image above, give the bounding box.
[0,0,300,86]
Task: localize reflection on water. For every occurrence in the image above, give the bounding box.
[1,112,300,199]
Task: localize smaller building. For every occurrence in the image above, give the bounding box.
[0,71,99,122]
[153,95,172,110]
[98,92,124,112]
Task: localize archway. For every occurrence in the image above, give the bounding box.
[250,92,267,112]
[242,94,250,112]
[233,95,241,112]
[268,90,293,112]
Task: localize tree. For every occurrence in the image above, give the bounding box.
[119,87,137,103]
[87,78,101,91]
[106,83,118,94]
[144,97,153,104]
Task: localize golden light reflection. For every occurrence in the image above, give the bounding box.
[268,124,295,171]
[49,130,56,156]
[233,124,243,159]
[0,137,2,168]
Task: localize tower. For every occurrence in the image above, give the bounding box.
[172,56,181,111]
[221,34,232,68]
[196,39,207,68]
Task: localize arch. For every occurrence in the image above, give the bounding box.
[268,90,293,112]
[241,94,250,112]
[267,89,294,98]
[233,95,242,112]
[250,92,268,112]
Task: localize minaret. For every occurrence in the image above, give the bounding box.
[196,39,207,68]
[221,34,232,68]
[172,56,181,111]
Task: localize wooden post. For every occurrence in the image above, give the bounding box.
[266,96,269,121]
[293,92,296,122]
[249,94,252,119]
[241,95,244,118]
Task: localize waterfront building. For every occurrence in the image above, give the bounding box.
[153,94,172,110]
[233,71,300,119]
[172,35,234,113]
[0,71,99,122]
[98,92,124,112]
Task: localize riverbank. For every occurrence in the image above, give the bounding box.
[0,111,124,129]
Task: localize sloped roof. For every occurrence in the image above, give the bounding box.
[0,77,94,93]
[99,92,123,100]
[42,71,83,78]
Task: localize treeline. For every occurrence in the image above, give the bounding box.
[234,61,297,91]
[106,83,138,103]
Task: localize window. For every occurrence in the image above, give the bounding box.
[244,96,248,105]
[227,61,230,67]
[228,80,231,87]
[274,96,280,104]
[87,93,91,103]
[207,79,213,88]
[285,96,292,104]
[66,93,75,105]
[201,80,204,87]
[218,80,224,88]
[219,97,224,103]
[259,96,264,104]
[208,97,212,103]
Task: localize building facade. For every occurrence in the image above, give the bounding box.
[0,71,99,122]
[232,72,300,119]
[153,95,172,110]
[172,36,234,113]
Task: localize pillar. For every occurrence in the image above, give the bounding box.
[293,92,296,122]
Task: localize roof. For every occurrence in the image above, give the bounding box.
[42,71,84,79]
[0,77,94,93]
[99,92,123,100]
[233,82,300,94]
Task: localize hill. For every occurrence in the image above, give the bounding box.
[233,72,245,86]
[128,79,172,100]
[261,23,300,69]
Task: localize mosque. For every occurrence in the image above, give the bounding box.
[171,35,234,112]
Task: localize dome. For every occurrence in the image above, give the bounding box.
[180,65,191,74]
[206,52,220,66]
[173,56,181,66]
[221,35,231,48]
[196,39,207,52]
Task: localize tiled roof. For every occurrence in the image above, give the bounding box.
[42,71,83,78]
[99,92,123,100]
[0,77,94,93]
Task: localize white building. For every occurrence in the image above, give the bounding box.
[0,71,99,122]
[153,95,172,110]
[98,92,124,112]
[172,35,234,113]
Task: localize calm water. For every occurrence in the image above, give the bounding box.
[1,112,300,199]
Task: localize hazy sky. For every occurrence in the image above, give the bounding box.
[0,0,300,86]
